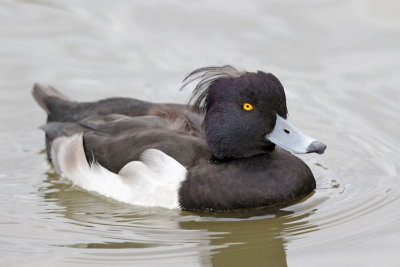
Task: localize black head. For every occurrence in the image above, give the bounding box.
[183,65,288,159]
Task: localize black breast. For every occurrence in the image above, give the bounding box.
[179,148,316,210]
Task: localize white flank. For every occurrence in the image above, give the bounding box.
[51,134,187,209]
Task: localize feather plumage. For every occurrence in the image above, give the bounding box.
[181,65,244,111]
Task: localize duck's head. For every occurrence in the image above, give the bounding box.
[183,65,326,159]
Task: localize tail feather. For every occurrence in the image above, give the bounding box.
[32,83,70,114]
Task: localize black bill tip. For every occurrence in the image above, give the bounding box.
[307,141,327,154]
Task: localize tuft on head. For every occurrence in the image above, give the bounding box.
[181,65,244,111]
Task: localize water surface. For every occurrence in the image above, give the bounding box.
[1,0,400,266]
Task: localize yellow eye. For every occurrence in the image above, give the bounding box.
[243,103,253,111]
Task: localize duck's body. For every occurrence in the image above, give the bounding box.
[180,149,314,210]
[33,66,325,210]
[40,98,209,173]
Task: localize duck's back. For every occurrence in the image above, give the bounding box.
[80,115,210,172]
[33,84,211,173]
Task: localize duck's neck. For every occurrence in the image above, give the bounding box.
[204,113,276,159]
[209,143,277,162]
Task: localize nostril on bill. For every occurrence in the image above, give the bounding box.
[307,141,327,154]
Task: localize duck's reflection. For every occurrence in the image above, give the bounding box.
[40,170,318,267]
[179,209,318,267]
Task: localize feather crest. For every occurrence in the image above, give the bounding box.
[181,65,244,111]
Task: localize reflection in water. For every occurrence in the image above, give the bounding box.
[40,170,318,266]
[66,242,157,249]
[180,210,317,267]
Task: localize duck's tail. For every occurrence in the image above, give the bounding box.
[32,83,71,115]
